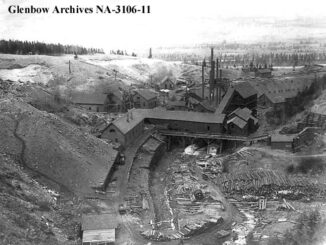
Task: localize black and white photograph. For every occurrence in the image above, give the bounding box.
[1,0,326,244]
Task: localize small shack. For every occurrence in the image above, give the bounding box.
[271,134,295,152]
[159,76,175,90]
[255,69,272,78]
[133,89,158,109]
[72,93,108,112]
[82,213,118,245]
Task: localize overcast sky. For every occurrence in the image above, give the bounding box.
[1,0,326,52]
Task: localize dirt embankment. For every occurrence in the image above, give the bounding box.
[0,97,118,195]
[0,153,102,245]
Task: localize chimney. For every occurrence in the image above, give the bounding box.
[202,59,206,100]
[130,110,133,120]
[126,111,130,122]
[220,69,222,79]
[209,48,215,102]
[216,58,219,79]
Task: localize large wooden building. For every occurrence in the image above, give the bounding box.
[216,81,258,116]
[101,110,144,147]
[101,108,226,147]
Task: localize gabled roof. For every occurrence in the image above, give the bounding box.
[134,89,157,101]
[215,87,235,114]
[160,76,174,84]
[229,107,252,121]
[227,116,247,129]
[106,108,226,136]
[233,82,257,99]
[82,213,118,231]
[143,108,225,124]
[109,109,144,134]
[72,93,107,105]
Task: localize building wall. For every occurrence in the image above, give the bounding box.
[271,141,293,151]
[134,95,158,109]
[227,123,248,136]
[160,80,174,90]
[101,124,126,146]
[124,121,144,145]
[146,118,223,134]
[78,104,105,112]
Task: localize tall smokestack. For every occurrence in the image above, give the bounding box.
[209,48,215,102]
[202,59,206,100]
[216,58,219,79]
[210,60,215,102]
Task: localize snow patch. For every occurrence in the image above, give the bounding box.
[0,64,53,84]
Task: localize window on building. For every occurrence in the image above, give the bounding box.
[97,106,99,112]
[89,107,91,110]
[207,126,210,131]
[143,103,146,107]
[109,129,115,133]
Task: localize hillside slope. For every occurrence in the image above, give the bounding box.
[0,96,117,195]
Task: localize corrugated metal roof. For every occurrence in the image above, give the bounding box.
[82,213,118,231]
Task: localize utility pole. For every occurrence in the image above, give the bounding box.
[69,60,71,74]
[113,69,118,81]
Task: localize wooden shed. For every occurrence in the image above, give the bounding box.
[82,213,118,245]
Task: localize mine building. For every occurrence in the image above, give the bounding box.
[226,107,258,136]
[159,76,175,90]
[133,89,158,109]
[101,108,226,147]
[216,81,258,116]
[101,110,144,147]
[103,90,125,113]
[143,109,225,134]
[166,100,188,111]
[82,213,118,245]
[72,93,107,112]
[270,134,295,152]
[255,68,272,78]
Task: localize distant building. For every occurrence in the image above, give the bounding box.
[159,76,175,90]
[189,86,210,101]
[133,89,158,109]
[72,93,107,112]
[104,90,125,112]
[82,213,118,245]
[271,134,295,152]
[255,69,272,78]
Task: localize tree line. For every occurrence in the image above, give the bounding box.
[0,39,104,55]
